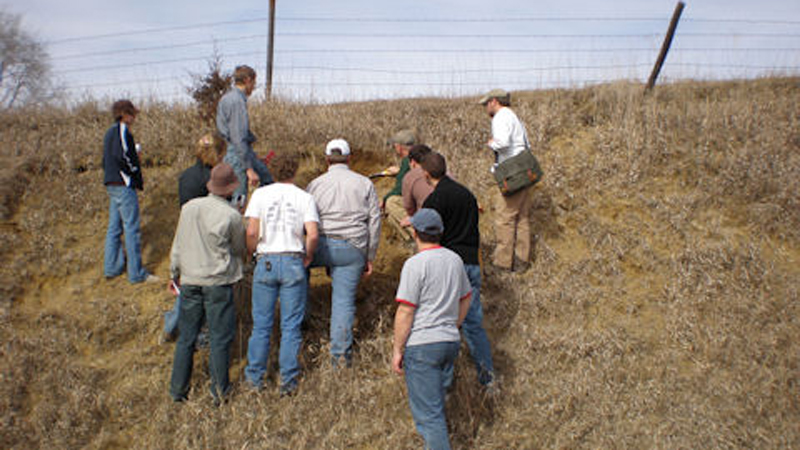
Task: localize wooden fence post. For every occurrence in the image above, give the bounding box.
[266,0,276,99]
[646,1,686,92]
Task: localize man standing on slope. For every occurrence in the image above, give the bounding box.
[244,153,319,396]
[162,133,228,343]
[381,129,416,241]
[480,88,533,272]
[306,139,382,367]
[168,163,245,404]
[420,151,495,388]
[216,65,273,202]
[393,208,472,450]
[401,144,434,220]
[102,99,158,284]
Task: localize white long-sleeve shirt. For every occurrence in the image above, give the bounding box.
[488,107,530,164]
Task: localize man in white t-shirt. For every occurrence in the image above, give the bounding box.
[243,153,319,396]
[392,208,472,450]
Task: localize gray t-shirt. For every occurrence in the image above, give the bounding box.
[395,246,472,347]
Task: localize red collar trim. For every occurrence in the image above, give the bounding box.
[418,245,442,253]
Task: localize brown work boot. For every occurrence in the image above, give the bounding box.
[512,257,530,273]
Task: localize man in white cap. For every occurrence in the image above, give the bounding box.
[479,88,534,272]
[306,139,382,366]
[392,208,472,450]
[168,163,246,404]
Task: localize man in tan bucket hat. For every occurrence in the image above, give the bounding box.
[168,163,246,404]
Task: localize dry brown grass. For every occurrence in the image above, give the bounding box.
[0,77,798,449]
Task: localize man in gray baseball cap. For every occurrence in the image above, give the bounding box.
[382,129,418,241]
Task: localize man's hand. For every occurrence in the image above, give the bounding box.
[362,261,374,279]
[400,216,411,227]
[303,254,313,268]
[384,165,400,176]
[246,168,260,186]
[168,279,180,296]
[392,350,404,375]
[392,304,414,376]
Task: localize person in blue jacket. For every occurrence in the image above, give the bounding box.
[102,99,157,284]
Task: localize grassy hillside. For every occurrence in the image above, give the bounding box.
[1,77,798,449]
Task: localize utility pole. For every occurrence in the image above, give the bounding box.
[646,1,685,92]
[266,0,276,99]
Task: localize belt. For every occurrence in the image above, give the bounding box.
[324,234,350,241]
[258,251,304,259]
[106,181,127,186]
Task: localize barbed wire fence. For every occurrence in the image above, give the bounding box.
[47,13,800,104]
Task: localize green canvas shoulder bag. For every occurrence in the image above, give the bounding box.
[492,148,543,196]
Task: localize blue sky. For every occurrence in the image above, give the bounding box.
[6,0,800,104]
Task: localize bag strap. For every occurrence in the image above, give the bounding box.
[523,130,532,153]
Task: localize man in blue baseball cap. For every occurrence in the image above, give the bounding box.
[392,208,472,450]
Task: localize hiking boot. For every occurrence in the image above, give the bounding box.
[279,383,298,398]
[512,257,530,273]
[486,262,513,276]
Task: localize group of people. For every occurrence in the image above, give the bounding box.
[101,63,535,449]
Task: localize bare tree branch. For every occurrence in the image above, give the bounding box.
[0,8,55,109]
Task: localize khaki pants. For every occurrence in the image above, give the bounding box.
[385,195,412,240]
[492,185,532,269]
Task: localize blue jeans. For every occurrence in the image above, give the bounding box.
[245,255,307,391]
[164,294,181,335]
[104,185,148,282]
[404,341,461,450]
[460,264,495,386]
[250,152,274,186]
[169,284,235,402]
[224,148,273,201]
[163,294,207,345]
[311,237,366,364]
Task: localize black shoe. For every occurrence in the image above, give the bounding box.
[487,263,513,275]
[210,384,231,407]
[159,330,177,344]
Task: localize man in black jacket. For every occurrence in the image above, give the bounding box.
[102,99,157,284]
[421,151,495,388]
